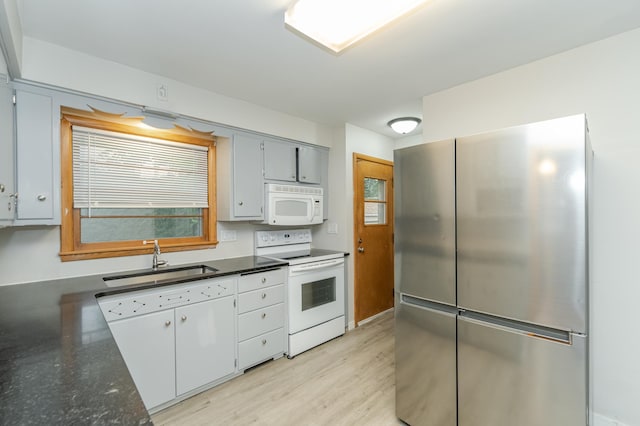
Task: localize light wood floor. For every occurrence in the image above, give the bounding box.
[152,311,403,426]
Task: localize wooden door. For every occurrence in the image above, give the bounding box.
[353,153,394,325]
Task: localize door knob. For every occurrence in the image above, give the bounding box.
[181,315,187,321]
[358,247,365,253]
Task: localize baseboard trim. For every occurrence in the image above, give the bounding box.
[356,308,394,327]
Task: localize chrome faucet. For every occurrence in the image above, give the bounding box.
[144,240,168,270]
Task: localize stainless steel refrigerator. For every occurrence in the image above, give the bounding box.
[394,114,592,426]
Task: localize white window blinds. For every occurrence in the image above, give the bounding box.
[72,126,209,209]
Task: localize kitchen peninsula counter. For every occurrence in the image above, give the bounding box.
[0,256,287,425]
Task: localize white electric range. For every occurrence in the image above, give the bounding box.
[255,229,345,357]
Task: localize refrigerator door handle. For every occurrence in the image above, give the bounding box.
[400,294,458,316]
[459,311,572,345]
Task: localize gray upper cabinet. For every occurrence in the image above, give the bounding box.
[15,90,55,222]
[217,133,264,221]
[263,140,324,185]
[263,139,297,182]
[297,145,322,184]
[0,77,14,224]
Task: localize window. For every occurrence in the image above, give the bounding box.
[364,177,387,224]
[60,106,217,261]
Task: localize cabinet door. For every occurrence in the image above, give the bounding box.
[175,297,236,395]
[263,139,296,182]
[0,79,14,223]
[108,310,176,410]
[233,133,263,218]
[297,146,322,184]
[15,90,54,220]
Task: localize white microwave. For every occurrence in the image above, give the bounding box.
[264,183,323,226]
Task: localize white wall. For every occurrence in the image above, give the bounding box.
[0,38,335,286]
[0,0,22,76]
[313,124,394,328]
[0,48,6,74]
[421,27,640,426]
[21,38,328,147]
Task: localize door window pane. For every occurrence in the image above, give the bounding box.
[365,202,386,224]
[364,178,386,201]
[364,178,386,224]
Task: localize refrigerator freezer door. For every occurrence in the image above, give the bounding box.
[395,296,457,426]
[456,114,588,333]
[394,140,456,305]
[457,316,587,426]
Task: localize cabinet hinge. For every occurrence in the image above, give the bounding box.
[12,94,16,105]
[233,299,236,308]
[235,359,237,367]
[260,142,264,150]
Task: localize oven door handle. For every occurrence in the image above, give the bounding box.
[289,258,344,273]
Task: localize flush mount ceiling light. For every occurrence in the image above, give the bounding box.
[285,0,430,53]
[388,117,422,134]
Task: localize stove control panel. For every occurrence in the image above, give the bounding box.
[255,229,312,248]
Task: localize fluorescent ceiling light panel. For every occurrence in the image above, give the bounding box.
[285,0,429,53]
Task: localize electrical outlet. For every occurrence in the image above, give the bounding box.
[328,222,338,234]
[157,83,168,102]
[220,230,237,241]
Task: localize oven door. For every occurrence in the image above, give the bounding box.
[288,258,345,334]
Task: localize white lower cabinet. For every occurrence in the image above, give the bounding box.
[175,298,235,395]
[108,310,176,409]
[99,277,237,411]
[237,268,287,370]
[99,267,288,411]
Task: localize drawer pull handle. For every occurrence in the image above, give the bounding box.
[262,313,267,319]
[262,339,267,345]
[181,315,187,321]
[165,320,172,326]
[261,277,267,283]
[261,293,267,299]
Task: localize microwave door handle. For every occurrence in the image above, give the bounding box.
[308,197,315,221]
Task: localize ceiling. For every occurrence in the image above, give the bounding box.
[16,0,640,138]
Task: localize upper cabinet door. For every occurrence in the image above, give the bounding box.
[15,90,54,221]
[394,140,456,305]
[0,79,14,223]
[456,115,588,333]
[297,146,321,184]
[263,139,296,182]
[233,133,264,218]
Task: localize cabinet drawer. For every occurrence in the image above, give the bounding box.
[238,268,285,293]
[238,284,284,314]
[238,328,285,370]
[238,303,284,341]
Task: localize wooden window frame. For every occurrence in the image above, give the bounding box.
[59,106,217,261]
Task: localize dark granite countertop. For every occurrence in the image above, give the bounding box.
[0,256,287,425]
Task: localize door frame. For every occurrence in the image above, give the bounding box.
[352,152,394,326]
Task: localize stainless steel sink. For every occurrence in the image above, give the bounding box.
[103,265,218,287]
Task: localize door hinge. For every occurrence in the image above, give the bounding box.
[233,299,236,308]
[12,94,16,105]
[260,142,264,150]
[234,359,237,368]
